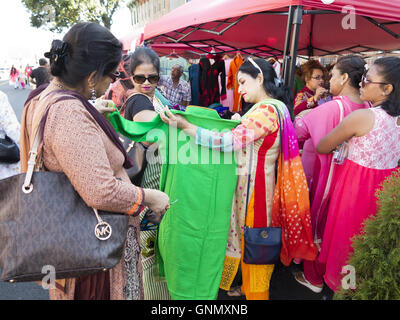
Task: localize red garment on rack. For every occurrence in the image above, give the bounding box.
[198,55,226,107]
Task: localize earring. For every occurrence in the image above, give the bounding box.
[89,87,97,104]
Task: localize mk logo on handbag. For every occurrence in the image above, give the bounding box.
[95,221,112,241]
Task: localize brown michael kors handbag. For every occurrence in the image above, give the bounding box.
[0,112,129,283]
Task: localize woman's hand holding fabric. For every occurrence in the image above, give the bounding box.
[231,113,241,121]
[159,107,189,130]
[143,189,170,217]
[160,107,198,137]
[93,99,116,115]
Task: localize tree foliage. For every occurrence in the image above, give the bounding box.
[335,169,400,300]
[21,0,123,32]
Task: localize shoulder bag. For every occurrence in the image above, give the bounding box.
[243,105,283,265]
[0,109,129,283]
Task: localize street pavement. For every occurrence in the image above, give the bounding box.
[0,80,31,121]
[0,81,334,300]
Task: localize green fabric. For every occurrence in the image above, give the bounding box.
[107,107,240,300]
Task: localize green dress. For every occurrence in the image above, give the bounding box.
[107,106,240,300]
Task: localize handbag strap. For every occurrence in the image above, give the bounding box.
[22,112,46,192]
[243,104,283,228]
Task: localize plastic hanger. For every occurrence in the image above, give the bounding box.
[166,49,181,59]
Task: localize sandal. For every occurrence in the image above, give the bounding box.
[294,272,323,293]
[227,286,245,297]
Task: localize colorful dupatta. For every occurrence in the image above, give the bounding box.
[269,99,317,265]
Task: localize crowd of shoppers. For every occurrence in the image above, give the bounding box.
[1,20,399,300]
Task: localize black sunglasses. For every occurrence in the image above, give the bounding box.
[132,74,160,84]
[108,71,120,83]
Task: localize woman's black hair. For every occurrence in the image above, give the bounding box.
[238,58,293,114]
[335,55,366,90]
[45,22,122,87]
[129,46,160,75]
[373,56,400,117]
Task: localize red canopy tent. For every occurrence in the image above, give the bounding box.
[144,0,400,93]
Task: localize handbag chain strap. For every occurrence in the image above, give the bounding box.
[243,103,283,229]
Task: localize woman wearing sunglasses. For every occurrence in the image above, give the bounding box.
[123,47,163,123]
[121,47,172,300]
[20,22,170,300]
[316,56,400,292]
[293,55,370,293]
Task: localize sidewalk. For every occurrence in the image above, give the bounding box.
[218,262,334,300]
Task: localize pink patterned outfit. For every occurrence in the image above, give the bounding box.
[319,107,400,292]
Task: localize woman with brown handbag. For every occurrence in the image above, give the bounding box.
[19,22,170,300]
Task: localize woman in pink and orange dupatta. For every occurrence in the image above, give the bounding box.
[293,55,369,292]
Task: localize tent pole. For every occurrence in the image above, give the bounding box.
[287,5,303,118]
[282,6,294,85]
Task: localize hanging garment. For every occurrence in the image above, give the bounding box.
[106,106,240,300]
[227,53,244,113]
[189,63,200,106]
[219,58,234,111]
[198,55,226,107]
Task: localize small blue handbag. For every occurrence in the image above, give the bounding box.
[243,225,282,265]
[242,105,282,265]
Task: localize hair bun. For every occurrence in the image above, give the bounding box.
[45,40,72,77]
[45,40,71,62]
